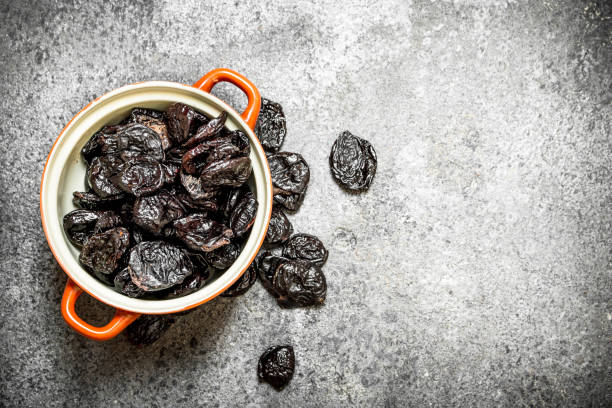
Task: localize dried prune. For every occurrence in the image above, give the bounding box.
[63,209,101,247]
[117,124,164,162]
[221,185,250,218]
[176,189,220,213]
[221,265,256,297]
[87,155,124,198]
[268,152,309,211]
[205,242,239,269]
[165,145,187,165]
[93,211,123,233]
[182,111,227,148]
[128,241,193,291]
[282,234,328,266]
[128,108,172,151]
[256,252,290,296]
[164,271,207,299]
[112,158,165,197]
[273,260,326,308]
[258,345,295,390]
[226,130,250,157]
[171,214,233,252]
[132,190,185,235]
[254,98,286,153]
[161,162,180,183]
[79,227,130,276]
[200,156,251,188]
[229,190,258,237]
[329,131,377,191]
[72,191,126,210]
[165,102,207,145]
[114,268,145,298]
[81,125,122,162]
[180,171,218,201]
[265,206,293,244]
[125,314,176,346]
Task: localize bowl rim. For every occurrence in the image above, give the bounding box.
[40,80,272,314]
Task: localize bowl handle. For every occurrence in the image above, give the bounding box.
[61,279,141,341]
[193,68,261,130]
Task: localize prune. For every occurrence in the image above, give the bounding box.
[87,155,124,198]
[226,130,250,157]
[206,137,247,164]
[268,152,309,211]
[171,214,233,252]
[63,209,101,247]
[161,162,180,183]
[180,171,218,201]
[132,190,185,235]
[128,108,172,151]
[165,145,187,165]
[165,271,207,299]
[229,190,258,237]
[254,98,286,153]
[200,156,251,188]
[112,158,165,197]
[258,345,295,390]
[205,242,239,269]
[182,111,227,148]
[81,125,122,162]
[72,191,126,210]
[128,241,193,291]
[93,211,123,233]
[79,227,130,276]
[256,252,290,296]
[273,260,326,308]
[329,131,377,191]
[181,142,215,175]
[221,265,256,297]
[117,124,164,162]
[125,314,176,346]
[165,102,207,145]
[282,234,328,266]
[176,189,220,213]
[265,206,293,244]
[114,268,145,298]
[221,185,250,218]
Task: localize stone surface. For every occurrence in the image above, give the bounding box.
[0,0,610,406]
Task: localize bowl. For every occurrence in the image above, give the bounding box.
[40,68,273,340]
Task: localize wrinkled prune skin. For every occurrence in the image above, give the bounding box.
[114,268,146,298]
[229,190,258,237]
[128,108,172,151]
[226,130,251,157]
[87,155,124,198]
[172,214,233,252]
[258,345,295,390]
[165,146,187,165]
[128,241,193,291]
[161,162,180,183]
[265,206,293,244]
[329,131,377,192]
[282,234,328,266]
[273,260,326,308]
[164,271,207,299]
[222,185,250,218]
[254,98,286,153]
[180,171,218,201]
[79,227,130,276]
[176,189,220,213]
[256,252,290,296]
[63,209,101,247]
[94,211,123,233]
[133,190,185,235]
[125,314,176,346]
[72,191,126,210]
[117,124,164,162]
[81,125,122,163]
[200,156,252,188]
[182,111,227,148]
[181,142,210,175]
[268,152,309,211]
[221,265,256,297]
[165,103,207,145]
[113,158,165,197]
[205,242,239,269]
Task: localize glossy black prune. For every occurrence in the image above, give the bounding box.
[93,211,123,233]
[180,171,218,201]
[128,108,172,151]
[72,191,126,210]
[132,190,185,235]
[87,155,124,198]
[125,314,176,346]
[228,190,258,237]
[171,214,233,252]
[112,158,166,197]
[205,243,239,269]
[200,156,252,188]
[273,260,326,308]
[164,271,207,299]
[182,111,227,148]
[254,98,286,153]
[63,209,101,247]
[81,125,122,163]
[128,241,193,291]
[79,227,130,276]
[329,131,377,192]
[114,268,146,298]
[165,102,207,145]
[256,252,290,297]
[282,233,328,266]
[258,345,295,390]
[221,265,257,297]
[265,206,293,244]
[268,152,309,211]
[117,124,164,162]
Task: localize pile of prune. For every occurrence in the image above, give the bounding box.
[63,103,257,302]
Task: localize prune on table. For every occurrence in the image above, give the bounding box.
[112,158,166,197]
[205,242,239,269]
[221,265,257,297]
[258,345,295,390]
[268,152,309,211]
[128,108,172,151]
[79,227,130,276]
[81,125,122,163]
[265,206,293,244]
[256,252,290,296]
[117,124,164,162]
[63,209,100,247]
[254,98,286,153]
[72,191,126,210]
[200,156,252,188]
[229,190,258,237]
[182,111,227,148]
[165,102,207,145]
[93,211,123,233]
[114,268,145,298]
[282,233,328,266]
[128,241,193,291]
[180,171,218,201]
[329,130,377,192]
[132,190,185,235]
[125,314,176,346]
[171,214,233,252]
[87,155,124,198]
[272,260,326,308]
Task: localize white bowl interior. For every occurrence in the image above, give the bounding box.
[41,82,272,314]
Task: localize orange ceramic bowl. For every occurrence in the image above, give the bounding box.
[40,69,273,340]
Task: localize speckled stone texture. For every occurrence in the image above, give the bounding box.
[0,0,610,406]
